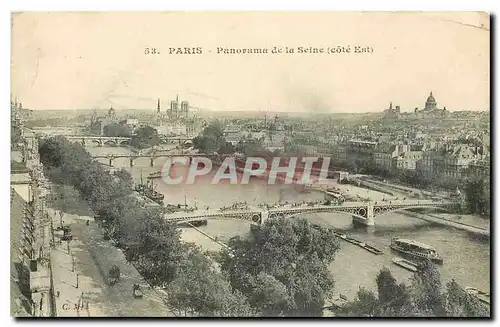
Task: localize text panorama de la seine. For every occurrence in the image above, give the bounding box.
[145,46,374,55]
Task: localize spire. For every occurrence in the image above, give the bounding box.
[176,94,179,102]
[157,98,161,113]
[430,91,433,96]
[390,102,393,110]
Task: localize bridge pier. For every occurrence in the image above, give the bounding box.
[129,158,135,167]
[351,204,375,226]
[260,211,269,225]
[108,159,114,167]
[150,158,155,167]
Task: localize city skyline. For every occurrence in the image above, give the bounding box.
[11,12,489,112]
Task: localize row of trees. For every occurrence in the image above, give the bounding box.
[337,261,489,317]
[38,136,252,316]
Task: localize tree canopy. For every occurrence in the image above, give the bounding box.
[336,262,489,317]
[217,217,340,316]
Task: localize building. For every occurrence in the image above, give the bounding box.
[414,91,448,118]
[167,95,189,121]
[374,144,398,170]
[442,144,483,179]
[395,145,423,170]
[382,102,401,119]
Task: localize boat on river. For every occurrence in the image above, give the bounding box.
[147,171,163,179]
[392,257,419,272]
[332,231,383,255]
[135,171,164,204]
[144,179,164,205]
[134,171,147,193]
[390,238,443,264]
[465,287,490,306]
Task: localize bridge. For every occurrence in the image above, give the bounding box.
[163,199,457,226]
[91,152,212,167]
[66,135,132,147]
[65,135,194,147]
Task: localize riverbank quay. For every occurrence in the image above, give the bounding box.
[402,210,489,237]
[47,207,175,317]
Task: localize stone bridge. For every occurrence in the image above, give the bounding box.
[163,200,457,226]
[66,135,132,147]
[66,135,194,147]
[91,152,213,167]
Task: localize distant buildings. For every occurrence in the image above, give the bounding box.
[155,96,202,137]
[414,91,448,118]
[381,92,449,120]
[382,102,401,119]
[166,95,189,121]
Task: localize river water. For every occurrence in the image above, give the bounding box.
[89,146,491,300]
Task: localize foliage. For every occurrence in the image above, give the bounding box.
[217,217,340,316]
[38,135,254,316]
[130,126,160,149]
[103,122,132,137]
[464,177,490,217]
[337,262,489,317]
[192,120,228,154]
[167,244,256,317]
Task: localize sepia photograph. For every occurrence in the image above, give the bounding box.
[9,11,491,318]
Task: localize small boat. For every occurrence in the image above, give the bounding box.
[333,232,383,255]
[392,257,419,272]
[363,244,384,255]
[465,287,490,306]
[390,238,443,264]
[144,179,164,204]
[147,171,163,179]
[135,170,147,193]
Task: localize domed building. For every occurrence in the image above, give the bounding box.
[414,91,448,118]
[424,91,437,111]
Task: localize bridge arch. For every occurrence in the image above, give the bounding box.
[103,140,117,146]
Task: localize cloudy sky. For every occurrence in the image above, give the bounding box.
[11,12,489,112]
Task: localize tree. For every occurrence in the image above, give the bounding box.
[464,177,490,217]
[444,280,489,317]
[192,120,226,154]
[133,214,185,286]
[167,245,256,317]
[374,268,412,316]
[338,262,488,317]
[131,126,160,149]
[408,260,445,316]
[217,217,340,316]
[103,122,132,137]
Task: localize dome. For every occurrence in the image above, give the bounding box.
[426,91,436,104]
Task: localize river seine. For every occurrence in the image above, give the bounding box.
[90,146,490,300]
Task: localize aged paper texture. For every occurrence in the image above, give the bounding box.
[11,12,490,317]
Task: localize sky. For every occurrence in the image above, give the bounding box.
[11,12,490,113]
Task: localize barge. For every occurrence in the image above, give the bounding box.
[333,231,383,255]
[392,257,420,272]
